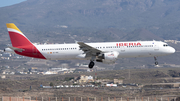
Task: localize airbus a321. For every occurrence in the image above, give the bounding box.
[4,23,175,68]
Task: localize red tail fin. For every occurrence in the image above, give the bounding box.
[6,23,33,47]
[6,23,46,59]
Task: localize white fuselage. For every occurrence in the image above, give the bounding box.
[5,23,176,68]
[35,41,175,60]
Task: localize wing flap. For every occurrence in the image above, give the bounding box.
[77,42,102,55]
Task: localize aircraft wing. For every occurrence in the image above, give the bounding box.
[77,42,102,56]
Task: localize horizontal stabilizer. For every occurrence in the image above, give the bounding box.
[8,46,24,52]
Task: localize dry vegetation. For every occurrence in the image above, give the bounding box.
[0,67,180,99]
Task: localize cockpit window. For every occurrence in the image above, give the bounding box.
[163,44,168,47]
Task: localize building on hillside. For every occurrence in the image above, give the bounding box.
[29,67,38,72]
[114,79,123,84]
[106,83,117,87]
[77,75,94,84]
[46,68,75,74]
[43,71,58,75]
[95,79,113,86]
[164,40,180,44]
[0,75,6,79]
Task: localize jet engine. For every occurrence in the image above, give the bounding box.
[96,51,119,64]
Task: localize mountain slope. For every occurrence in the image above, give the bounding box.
[0,0,180,30]
[122,28,164,41]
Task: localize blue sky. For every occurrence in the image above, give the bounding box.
[0,0,26,7]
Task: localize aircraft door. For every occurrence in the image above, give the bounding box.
[121,46,125,52]
[154,43,159,51]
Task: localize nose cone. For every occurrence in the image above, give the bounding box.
[169,47,175,54]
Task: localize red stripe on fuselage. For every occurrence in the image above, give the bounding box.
[14,45,46,59]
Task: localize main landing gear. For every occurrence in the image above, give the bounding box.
[154,56,158,65]
[89,61,95,69]
[89,56,95,69]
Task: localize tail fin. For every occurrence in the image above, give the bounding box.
[6,23,33,47]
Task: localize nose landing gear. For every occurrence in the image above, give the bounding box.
[154,56,158,65]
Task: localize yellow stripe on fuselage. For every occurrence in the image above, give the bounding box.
[6,23,22,33]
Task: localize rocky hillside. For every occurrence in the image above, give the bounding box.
[0,0,180,39]
[0,0,180,48]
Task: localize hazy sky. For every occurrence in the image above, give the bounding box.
[0,0,26,7]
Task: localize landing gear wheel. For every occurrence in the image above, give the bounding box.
[154,56,158,65]
[155,61,158,65]
[89,61,95,69]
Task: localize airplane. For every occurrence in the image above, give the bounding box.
[4,23,175,69]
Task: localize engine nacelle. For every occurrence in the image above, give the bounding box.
[96,51,119,64]
[4,48,15,54]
